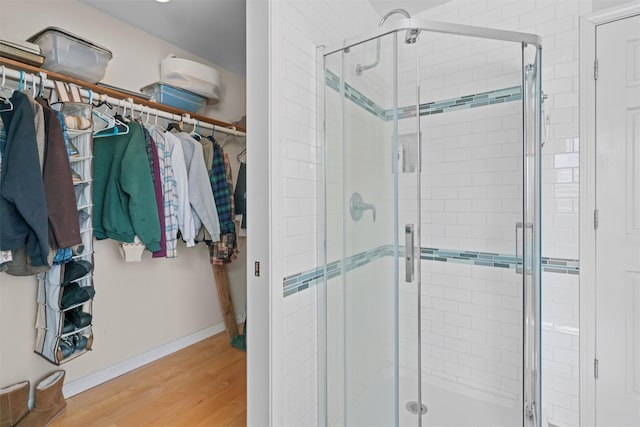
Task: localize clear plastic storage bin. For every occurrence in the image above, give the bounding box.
[28,27,112,83]
[140,82,206,113]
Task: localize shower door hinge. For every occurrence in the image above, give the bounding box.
[594,59,599,80]
[594,209,599,229]
[594,358,599,379]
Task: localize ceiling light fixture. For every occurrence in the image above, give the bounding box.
[155,0,171,3]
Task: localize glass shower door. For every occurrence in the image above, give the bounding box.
[414,33,542,427]
[322,31,422,426]
[322,24,542,427]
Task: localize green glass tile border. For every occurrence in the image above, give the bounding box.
[282,245,388,296]
[325,70,522,121]
[325,70,387,120]
[283,244,579,297]
[396,86,522,119]
[419,247,579,275]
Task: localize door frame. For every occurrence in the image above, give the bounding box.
[579,3,640,426]
[246,0,275,425]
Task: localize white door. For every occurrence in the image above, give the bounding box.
[595,13,640,427]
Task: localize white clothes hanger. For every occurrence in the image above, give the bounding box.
[189,118,202,140]
[93,96,129,138]
[146,108,167,134]
[237,146,246,163]
[0,66,14,112]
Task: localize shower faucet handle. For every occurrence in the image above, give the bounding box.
[350,192,376,222]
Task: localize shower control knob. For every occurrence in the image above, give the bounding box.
[350,192,376,222]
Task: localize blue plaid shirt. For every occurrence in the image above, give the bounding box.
[209,139,235,234]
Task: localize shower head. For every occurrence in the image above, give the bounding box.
[379,8,411,25]
[356,8,420,74]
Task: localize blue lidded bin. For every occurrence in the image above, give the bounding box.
[140,82,206,113]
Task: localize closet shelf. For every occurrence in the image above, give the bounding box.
[0,56,246,134]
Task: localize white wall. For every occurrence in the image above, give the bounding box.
[0,0,246,397]
[592,0,631,11]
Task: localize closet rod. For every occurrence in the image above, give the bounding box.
[0,58,246,137]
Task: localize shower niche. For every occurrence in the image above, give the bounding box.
[319,12,542,427]
[397,132,420,174]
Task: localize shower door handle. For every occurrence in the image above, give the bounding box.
[515,222,533,274]
[405,224,414,282]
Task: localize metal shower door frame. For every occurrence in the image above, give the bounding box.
[319,17,543,427]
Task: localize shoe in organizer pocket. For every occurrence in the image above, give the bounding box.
[60,283,95,309]
[62,260,93,284]
[73,334,88,350]
[66,307,92,328]
[58,337,75,359]
[77,207,91,230]
[62,319,75,334]
[74,182,89,205]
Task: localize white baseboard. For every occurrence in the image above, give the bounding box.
[63,316,244,398]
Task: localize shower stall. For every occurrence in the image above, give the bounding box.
[319,14,542,427]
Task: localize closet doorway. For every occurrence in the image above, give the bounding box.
[593,12,640,427]
[0,1,250,425]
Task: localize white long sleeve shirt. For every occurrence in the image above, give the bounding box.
[175,133,220,242]
[164,132,196,247]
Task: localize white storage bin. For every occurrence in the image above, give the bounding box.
[160,55,221,104]
[28,27,112,83]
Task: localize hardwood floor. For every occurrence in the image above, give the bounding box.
[51,331,246,427]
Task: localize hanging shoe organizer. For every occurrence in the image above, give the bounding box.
[34,102,95,365]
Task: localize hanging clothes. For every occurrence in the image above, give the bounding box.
[0,91,50,267]
[142,126,167,258]
[199,136,214,172]
[175,132,220,241]
[163,131,196,249]
[209,140,235,234]
[0,116,4,171]
[1,93,51,276]
[7,95,78,276]
[25,92,45,172]
[208,139,237,265]
[148,127,181,258]
[93,121,161,252]
[35,97,82,251]
[234,161,246,231]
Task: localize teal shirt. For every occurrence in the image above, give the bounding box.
[93,122,161,252]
